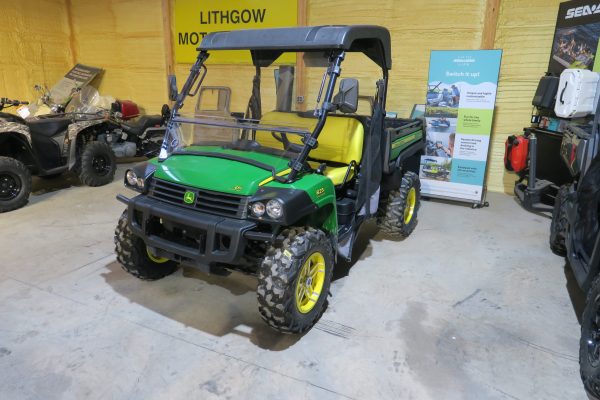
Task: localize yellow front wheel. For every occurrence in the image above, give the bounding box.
[115,210,178,281]
[257,227,334,334]
[146,247,170,264]
[295,252,326,314]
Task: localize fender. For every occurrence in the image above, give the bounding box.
[264,173,338,234]
[0,121,32,146]
[66,119,107,170]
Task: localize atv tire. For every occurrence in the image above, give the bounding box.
[377,171,421,238]
[257,227,334,334]
[550,185,569,256]
[0,157,31,213]
[114,211,178,280]
[580,276,600,398]
[78,141,116,187]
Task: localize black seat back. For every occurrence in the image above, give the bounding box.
[28,118,71,138]
[122,115,163,136]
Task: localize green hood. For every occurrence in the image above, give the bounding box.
[153,146,291,195]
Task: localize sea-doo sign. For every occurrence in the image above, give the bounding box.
[174,0,298,64]
[548,0,600,75]
[566,3,600,19]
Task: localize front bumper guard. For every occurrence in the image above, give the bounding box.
[117,194,262,268]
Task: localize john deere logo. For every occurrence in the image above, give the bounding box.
[232,185,242,192]
[183,191,195,204]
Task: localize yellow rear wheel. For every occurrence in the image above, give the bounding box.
[404,187,417,224]
[377,171,420,238]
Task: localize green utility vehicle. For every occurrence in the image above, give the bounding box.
[115,25,425,333]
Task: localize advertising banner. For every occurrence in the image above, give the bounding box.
[421,50,502,204]
[50,64,102,105]
[174,0,298,64]
[548,0,600,75]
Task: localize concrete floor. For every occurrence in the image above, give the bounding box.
[0,165,587,399]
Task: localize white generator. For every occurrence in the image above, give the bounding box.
[554,69,600,119]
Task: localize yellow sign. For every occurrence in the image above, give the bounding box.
[174,0,298,64]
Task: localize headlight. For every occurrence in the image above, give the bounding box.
[126,170,137,186]
[266,199,284,219]
[124,162,155,193]
[251,202,265,217]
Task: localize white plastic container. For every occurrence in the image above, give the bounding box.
[554,69,600,118]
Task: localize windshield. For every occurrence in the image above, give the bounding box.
[165,115,311,160]
[161,53,328,164]
[160,51,381,173]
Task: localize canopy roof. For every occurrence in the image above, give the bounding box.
[199,25,392,69]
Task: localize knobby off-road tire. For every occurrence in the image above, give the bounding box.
[377,171,421,238]
[580,276,600,398]
[550,185,569,256]
[114,211,178,280]
[78,141,116,187]
[0,157,31,213]
[257,227,334,334]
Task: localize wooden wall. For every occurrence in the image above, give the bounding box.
[0,0,73,102]
[68,0,169,114]
[490,0,563,193]
[173,0,487,124]
[1,1,569,193]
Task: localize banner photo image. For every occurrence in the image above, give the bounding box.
[421,50,502,204]
[548,0,600,75]
[174,0,298,64]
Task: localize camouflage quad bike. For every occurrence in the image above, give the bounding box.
[115,25,425,333]
[0,97,116,212]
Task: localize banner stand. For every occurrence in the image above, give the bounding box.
[419,50,502,207]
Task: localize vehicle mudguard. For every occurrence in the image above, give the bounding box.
[573,155,600,256]
[263,173,338,235]
[67,120,107,170]
[0,121,32,146]
[0,129,36,167]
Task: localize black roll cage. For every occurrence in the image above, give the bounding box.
[165,25,391,183]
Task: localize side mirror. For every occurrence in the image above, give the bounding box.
[161,103,171,120]
[333,78,359,114]
[168,74,178,101]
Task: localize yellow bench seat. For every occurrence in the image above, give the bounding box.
[256,111,364,185]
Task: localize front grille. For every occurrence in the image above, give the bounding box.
[149,178,248,218]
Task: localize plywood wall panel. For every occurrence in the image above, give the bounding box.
[489,0,562,193]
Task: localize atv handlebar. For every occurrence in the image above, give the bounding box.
[0,98,29,110]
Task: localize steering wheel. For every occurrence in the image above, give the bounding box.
[270,131,304,153]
